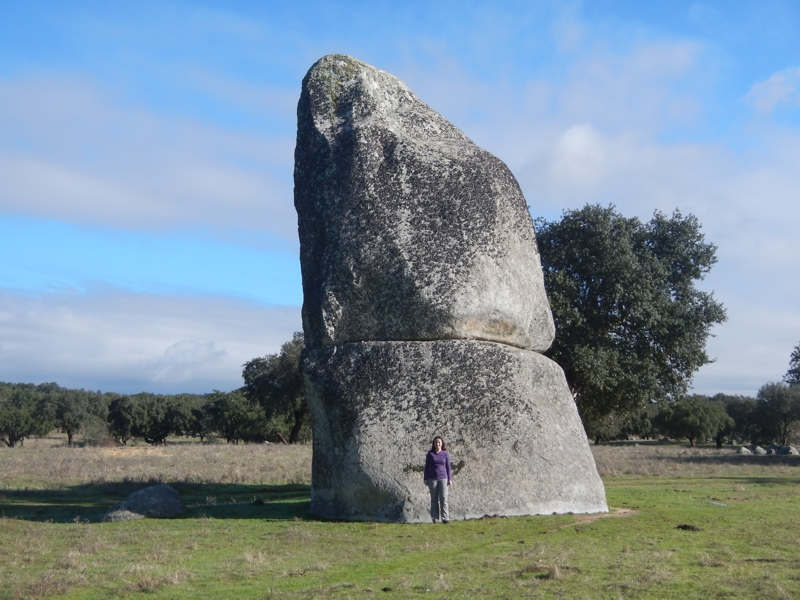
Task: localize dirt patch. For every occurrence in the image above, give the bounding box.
[561,506,637,529]
[95,447,169,458]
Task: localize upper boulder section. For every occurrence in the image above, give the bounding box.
[295,55,555,351]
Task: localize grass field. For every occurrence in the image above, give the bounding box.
[2,437,800,599]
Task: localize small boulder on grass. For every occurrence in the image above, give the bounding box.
[737,446,752,455]
[102,483,185,523]
[103,509,144,522]
[777,446,799,455]
[753,446,767,455]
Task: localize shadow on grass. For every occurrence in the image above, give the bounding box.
[0,482,312,523]
[648,453,800,467]
[600,440,676,447]
[720,476,800,485]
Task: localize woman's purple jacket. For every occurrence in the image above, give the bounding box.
[424,450,452,481]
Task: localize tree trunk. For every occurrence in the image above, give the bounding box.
[289,409,305,444]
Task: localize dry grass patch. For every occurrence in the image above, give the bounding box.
[591,441,800,478]
[124,569,191,594]
[0,435,312,489]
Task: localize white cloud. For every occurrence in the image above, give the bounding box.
[542,123,626,189]
[746,67,800,113]
[149,340,228,384]
[556,40,704,131]
[0,75,297,244]
[0,289,301,393]
[694,295,800,395]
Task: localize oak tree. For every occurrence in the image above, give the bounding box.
[535,204,726,431]
[654,395,733,447]
[242,332,308,443]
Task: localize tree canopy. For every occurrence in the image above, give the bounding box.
[0,384,54,447]
[753,383,800,446]
[786,342,800,387]
[242,332,308,443]
[535,204,726,430]
[654,395,733,447]
[709,393,756,447]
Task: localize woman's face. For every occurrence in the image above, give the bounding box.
[433,438,443,452]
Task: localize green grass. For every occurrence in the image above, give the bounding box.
[2,438,800,599]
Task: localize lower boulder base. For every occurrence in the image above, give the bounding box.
[303,340,607,522]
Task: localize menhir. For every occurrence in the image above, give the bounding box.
[294,54,607,522]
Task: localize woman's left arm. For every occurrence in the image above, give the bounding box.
[446,452,452,485]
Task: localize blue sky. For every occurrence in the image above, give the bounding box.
[1,0,799,394]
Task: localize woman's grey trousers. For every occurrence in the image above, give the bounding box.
[427,479,449,522]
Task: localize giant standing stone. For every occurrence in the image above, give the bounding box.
[295,54,554,351]
[294,54,607,522]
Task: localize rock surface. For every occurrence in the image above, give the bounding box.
[102,509,144,523]
[102,483,185,522]
[302,340,608,522]
[294,54,554,351]
[737,446,752,455]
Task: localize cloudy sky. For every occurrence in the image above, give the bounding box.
[1,0,799,394]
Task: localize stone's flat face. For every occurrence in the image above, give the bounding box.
[303,340,608,522]
[295,54,555,351]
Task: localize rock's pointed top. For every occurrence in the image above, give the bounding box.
[301,54,471,148]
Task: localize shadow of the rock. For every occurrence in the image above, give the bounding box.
[0,482,312,523]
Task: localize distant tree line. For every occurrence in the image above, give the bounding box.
[585,339,800,447]
[3,327,799,450]
[0,334,309,447]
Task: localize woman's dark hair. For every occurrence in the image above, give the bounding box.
[430,436,446,451]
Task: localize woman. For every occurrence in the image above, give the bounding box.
[423,436,452,523]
